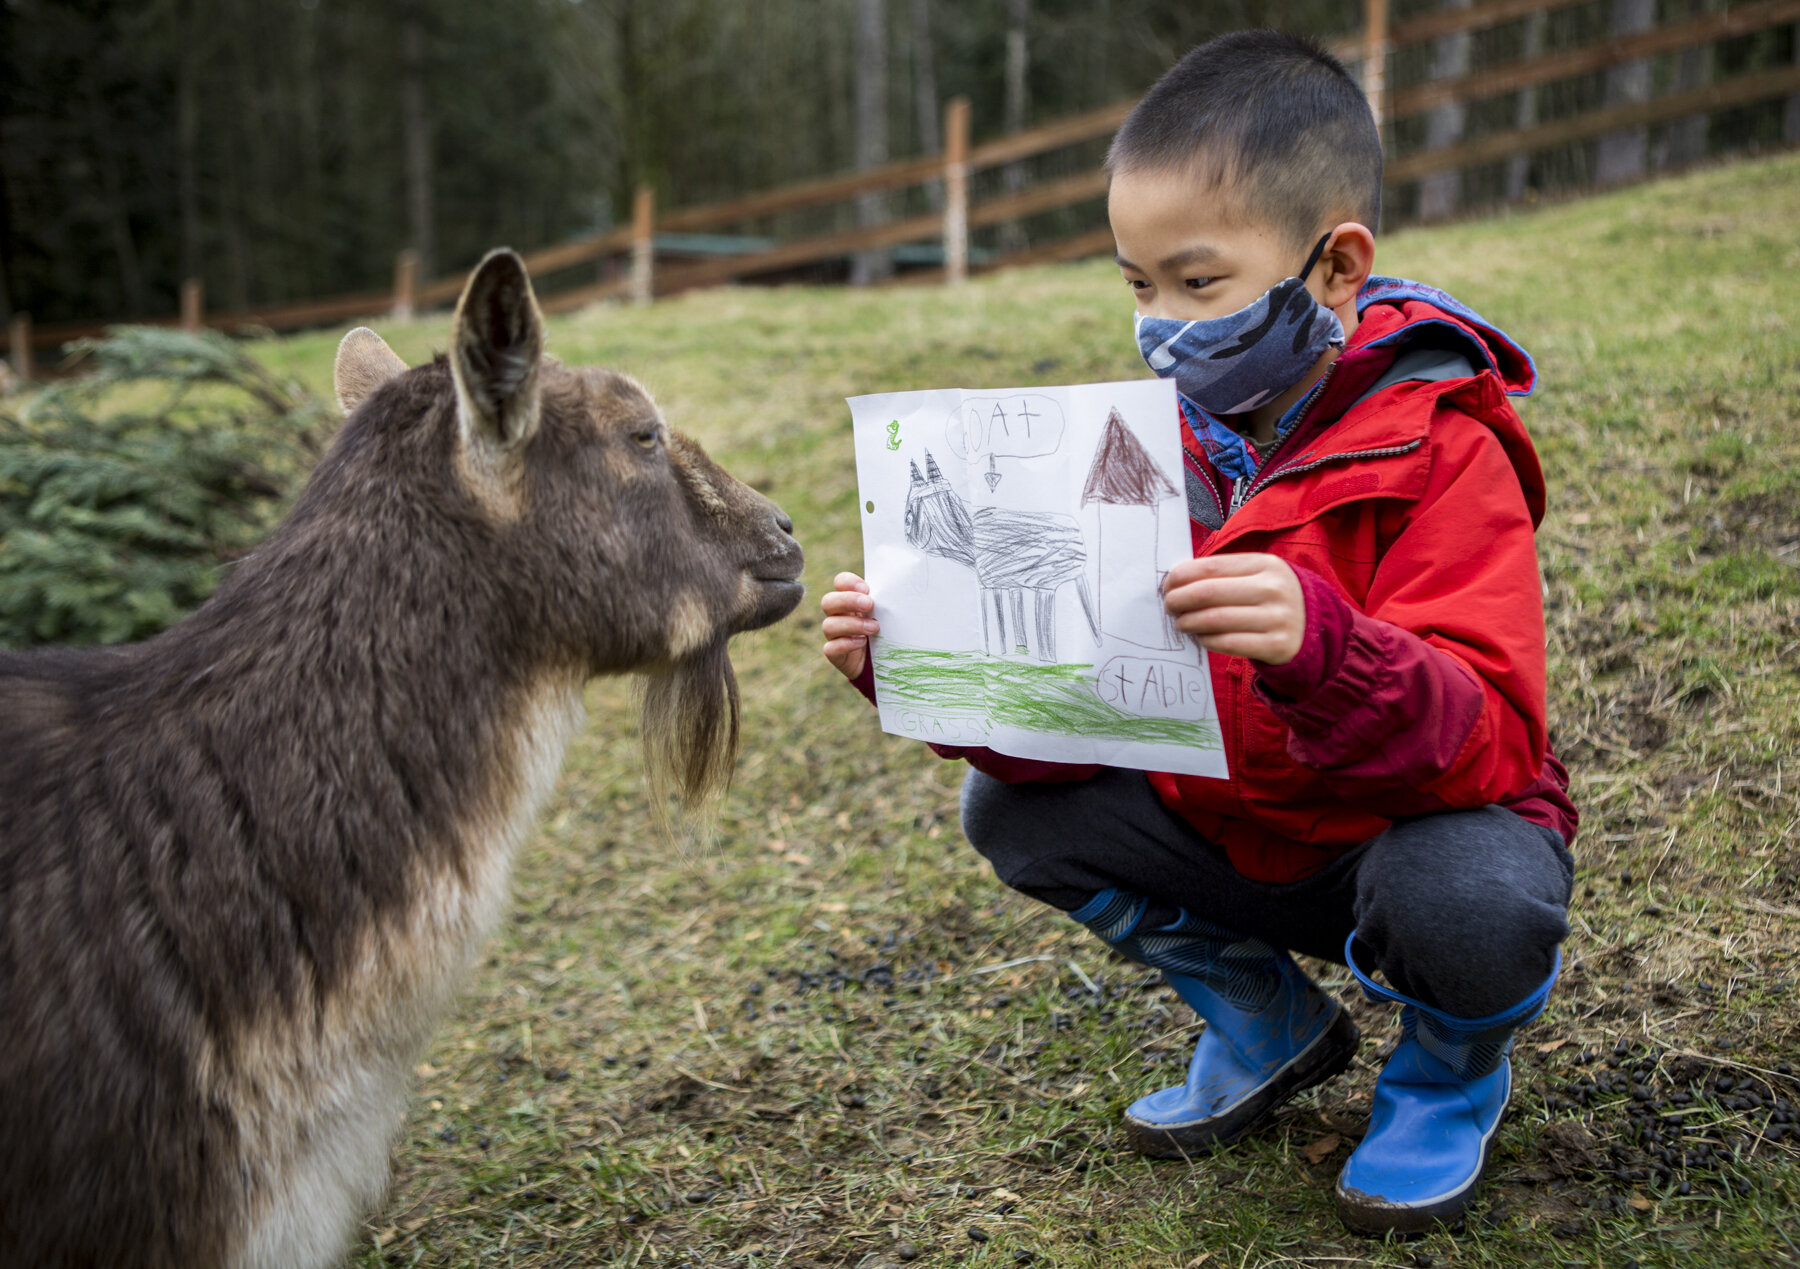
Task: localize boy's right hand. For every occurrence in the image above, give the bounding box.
[820,571,879,681]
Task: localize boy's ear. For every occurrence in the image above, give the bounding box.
[1319,223,1376,311]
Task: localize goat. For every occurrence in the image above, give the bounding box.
[0,249,804,1269]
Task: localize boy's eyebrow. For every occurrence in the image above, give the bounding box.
[1157,243,1225,271]
[1114,243,1226,273]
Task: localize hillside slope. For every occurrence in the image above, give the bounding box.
[265,152,1799,1269]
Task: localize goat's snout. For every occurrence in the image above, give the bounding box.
[757,500,802,580]
[736,499,804,632]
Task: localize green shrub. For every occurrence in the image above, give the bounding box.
[0,327,329,648]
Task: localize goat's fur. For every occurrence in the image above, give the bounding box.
[0,250,804,1269]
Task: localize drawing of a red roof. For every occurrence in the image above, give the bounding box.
[1081,408,1178,507]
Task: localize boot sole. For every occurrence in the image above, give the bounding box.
[1125,1006,1360,1159]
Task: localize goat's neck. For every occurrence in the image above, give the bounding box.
[134,498,585,911]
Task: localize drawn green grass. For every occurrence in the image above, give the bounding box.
[876,645,1222,748]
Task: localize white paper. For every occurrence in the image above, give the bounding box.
[848,378,1227,779]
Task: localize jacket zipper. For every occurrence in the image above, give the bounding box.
[1227,363,1339,518]
[1225,363,1425,516]
[1226,468,1252,517]
[1191,467,1225,526]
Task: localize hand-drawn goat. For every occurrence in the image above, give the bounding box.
[903,449,1098,661]
[0,250,804,1269]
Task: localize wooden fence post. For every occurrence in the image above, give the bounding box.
[629,186,656,306]
[1363,0,1390,130]
[943,97,971,285]
[8,313,31,383]
[180,278,204,333]
[392,249,419,320]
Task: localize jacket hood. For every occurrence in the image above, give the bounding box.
[1283,276,1547,529]
[1340,275,1537,398]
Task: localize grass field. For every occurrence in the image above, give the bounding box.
[253,153,1800,1268]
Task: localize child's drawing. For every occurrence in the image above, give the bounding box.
[904,450,1098,662]
[849,378,1226,779]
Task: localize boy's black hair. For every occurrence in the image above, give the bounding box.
[1108,30,1383,244]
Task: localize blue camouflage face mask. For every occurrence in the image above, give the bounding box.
[1135,233,1346,417]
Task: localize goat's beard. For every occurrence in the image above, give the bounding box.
[640,636,739,823]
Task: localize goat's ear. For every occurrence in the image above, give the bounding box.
[450,248,544,449]
[334,327,408,414]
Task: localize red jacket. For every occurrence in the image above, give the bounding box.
[853,278,1577,883]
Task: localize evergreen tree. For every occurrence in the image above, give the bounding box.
[0,327,325,646]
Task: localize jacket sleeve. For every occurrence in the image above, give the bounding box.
[848,658,1101,784]
[1252,404,1549,816]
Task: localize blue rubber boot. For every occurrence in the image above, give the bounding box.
[1072,888,1359,1157]
[1335,934,1560,1233]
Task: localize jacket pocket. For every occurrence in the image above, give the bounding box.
[1230,658,1320,799]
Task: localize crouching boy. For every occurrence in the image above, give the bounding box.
[821,31,1577,1233]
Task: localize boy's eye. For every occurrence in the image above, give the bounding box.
[1126,278,1150,290]
[1185,276,1215,290]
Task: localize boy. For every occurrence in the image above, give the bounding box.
[821,31,1576,1234]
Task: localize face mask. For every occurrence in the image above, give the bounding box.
[1135,233,1346,417]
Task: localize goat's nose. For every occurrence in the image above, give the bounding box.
[772,508,795,537]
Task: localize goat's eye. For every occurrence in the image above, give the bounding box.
[631,425,660,450]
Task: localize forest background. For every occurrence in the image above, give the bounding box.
[9,1,1800,332]
[0,0,1363,328]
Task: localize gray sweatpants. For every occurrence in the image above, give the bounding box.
[960,766,1574,1019]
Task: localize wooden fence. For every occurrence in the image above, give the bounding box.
[9,0,1799,379]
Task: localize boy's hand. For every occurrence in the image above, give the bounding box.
[821,571,879,681]
[1163,554,1306,666]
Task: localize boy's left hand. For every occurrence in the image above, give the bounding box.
[1163,553,1306,666]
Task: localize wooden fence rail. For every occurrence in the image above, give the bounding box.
[1387,61,1800,181]
[1391,0,1571,46]
[1390,0,1800,118]
[8,0,1799,378]
[6,89,1128,373]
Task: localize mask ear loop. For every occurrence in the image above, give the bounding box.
[1298,232,1333,282]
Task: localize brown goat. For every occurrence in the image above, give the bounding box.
[0,250,803,1269]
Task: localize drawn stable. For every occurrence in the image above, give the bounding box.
[848,378,1227,778]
